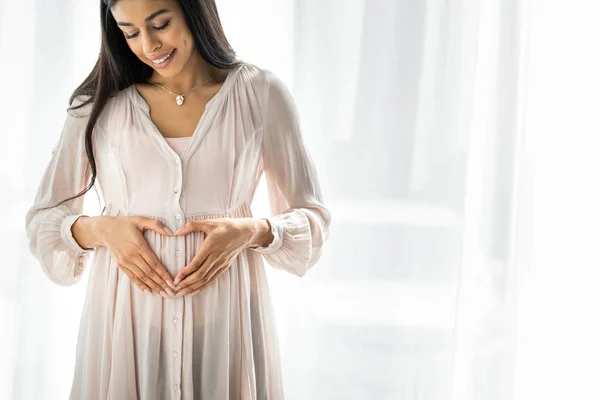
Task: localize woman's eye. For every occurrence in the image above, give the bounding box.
[124,21,170,40]
[154,20,170,30]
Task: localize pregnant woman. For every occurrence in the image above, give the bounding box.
[24,0,331,398]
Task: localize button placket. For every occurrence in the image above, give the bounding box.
[173,158,184,225]
[171,275,184,397]
[171,155,185,397]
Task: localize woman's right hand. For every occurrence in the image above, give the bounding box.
[95,215,176,297]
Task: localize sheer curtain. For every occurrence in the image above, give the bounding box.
[515,1,600,399]
[0,0,569,399]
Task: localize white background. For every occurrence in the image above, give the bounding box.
[2,0,595,399]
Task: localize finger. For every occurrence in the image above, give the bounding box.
[178,275,215,296]
[175,220,213,236]
[201,261,230,285]
[175,255,220,292]
[138,243,176,289]
[173,250,209,286]
[126,261,164,294]
[133,255,175,295]
[175,279,202,297]
[174,266,207,292]
[197,264,229,290]
[174,253,215,290]
[138,217,173,236]
[177,266,227,297]
[119,264,153,294]
[173,221,198,236]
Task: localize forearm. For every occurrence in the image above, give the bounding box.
[71,215,106,250]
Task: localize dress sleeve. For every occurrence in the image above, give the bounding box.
[25,96,95,286]
[249,70,332,277]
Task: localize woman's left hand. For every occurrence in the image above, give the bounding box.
[171,218,266,296]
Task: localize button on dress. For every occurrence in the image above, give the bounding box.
[24,61,331,400]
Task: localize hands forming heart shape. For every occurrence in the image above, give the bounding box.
[97,216,268,297]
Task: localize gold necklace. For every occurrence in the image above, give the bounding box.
[149,68,219,106]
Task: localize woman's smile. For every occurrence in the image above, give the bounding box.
[148,48,176,68]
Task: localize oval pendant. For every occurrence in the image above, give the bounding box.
[176,95,184,106]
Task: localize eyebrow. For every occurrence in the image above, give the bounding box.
[116,9,170,26]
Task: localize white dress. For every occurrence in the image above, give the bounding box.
[25,61,331,400]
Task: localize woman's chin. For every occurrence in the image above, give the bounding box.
[150,65,182,79]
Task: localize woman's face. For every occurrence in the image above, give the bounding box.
[110,0,196,78]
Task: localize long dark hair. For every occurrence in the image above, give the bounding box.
[54,0,242,208]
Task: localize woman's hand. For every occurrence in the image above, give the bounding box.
[171,218,272,296]
[95,216,176,297]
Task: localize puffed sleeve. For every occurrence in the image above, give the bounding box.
[25,96,95,286]
[249,70,332,277]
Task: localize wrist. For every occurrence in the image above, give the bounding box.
[245,218,274,249]
[72,215,106,249]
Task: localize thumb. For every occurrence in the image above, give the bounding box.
[138,218,173,236]
[173,221,202,236]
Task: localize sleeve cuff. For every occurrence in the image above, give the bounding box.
[60,214,94,253]
[251,217,285,253]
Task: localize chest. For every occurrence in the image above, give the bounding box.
[93,83,266,213]
[153,109,203,138]
[135,83,220,138]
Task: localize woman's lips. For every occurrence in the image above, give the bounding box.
[150,49,176,69]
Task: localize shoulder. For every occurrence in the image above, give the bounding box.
[237,61,288,92]
[65,90,124,129]
[236,62,293,115]
[234,61,264,84]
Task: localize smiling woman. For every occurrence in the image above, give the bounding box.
[24,0,331,399]
[111,3,204,80]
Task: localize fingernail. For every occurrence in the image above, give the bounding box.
[173,278,181,286]
[144,288,152,294]
[160,290,168,298]
[173,228,182,236]
[164,227,173,235]
[175,291,187,297]
[190,289,199,296]
[165,288,175,297]
[166,281,176,290]
[175,285,182,291]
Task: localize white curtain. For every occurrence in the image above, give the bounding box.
[0,0,580,399]
[515,1,600,399]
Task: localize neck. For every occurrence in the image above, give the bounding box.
[150,52,217,93]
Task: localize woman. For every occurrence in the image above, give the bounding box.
[24,0,331,398]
